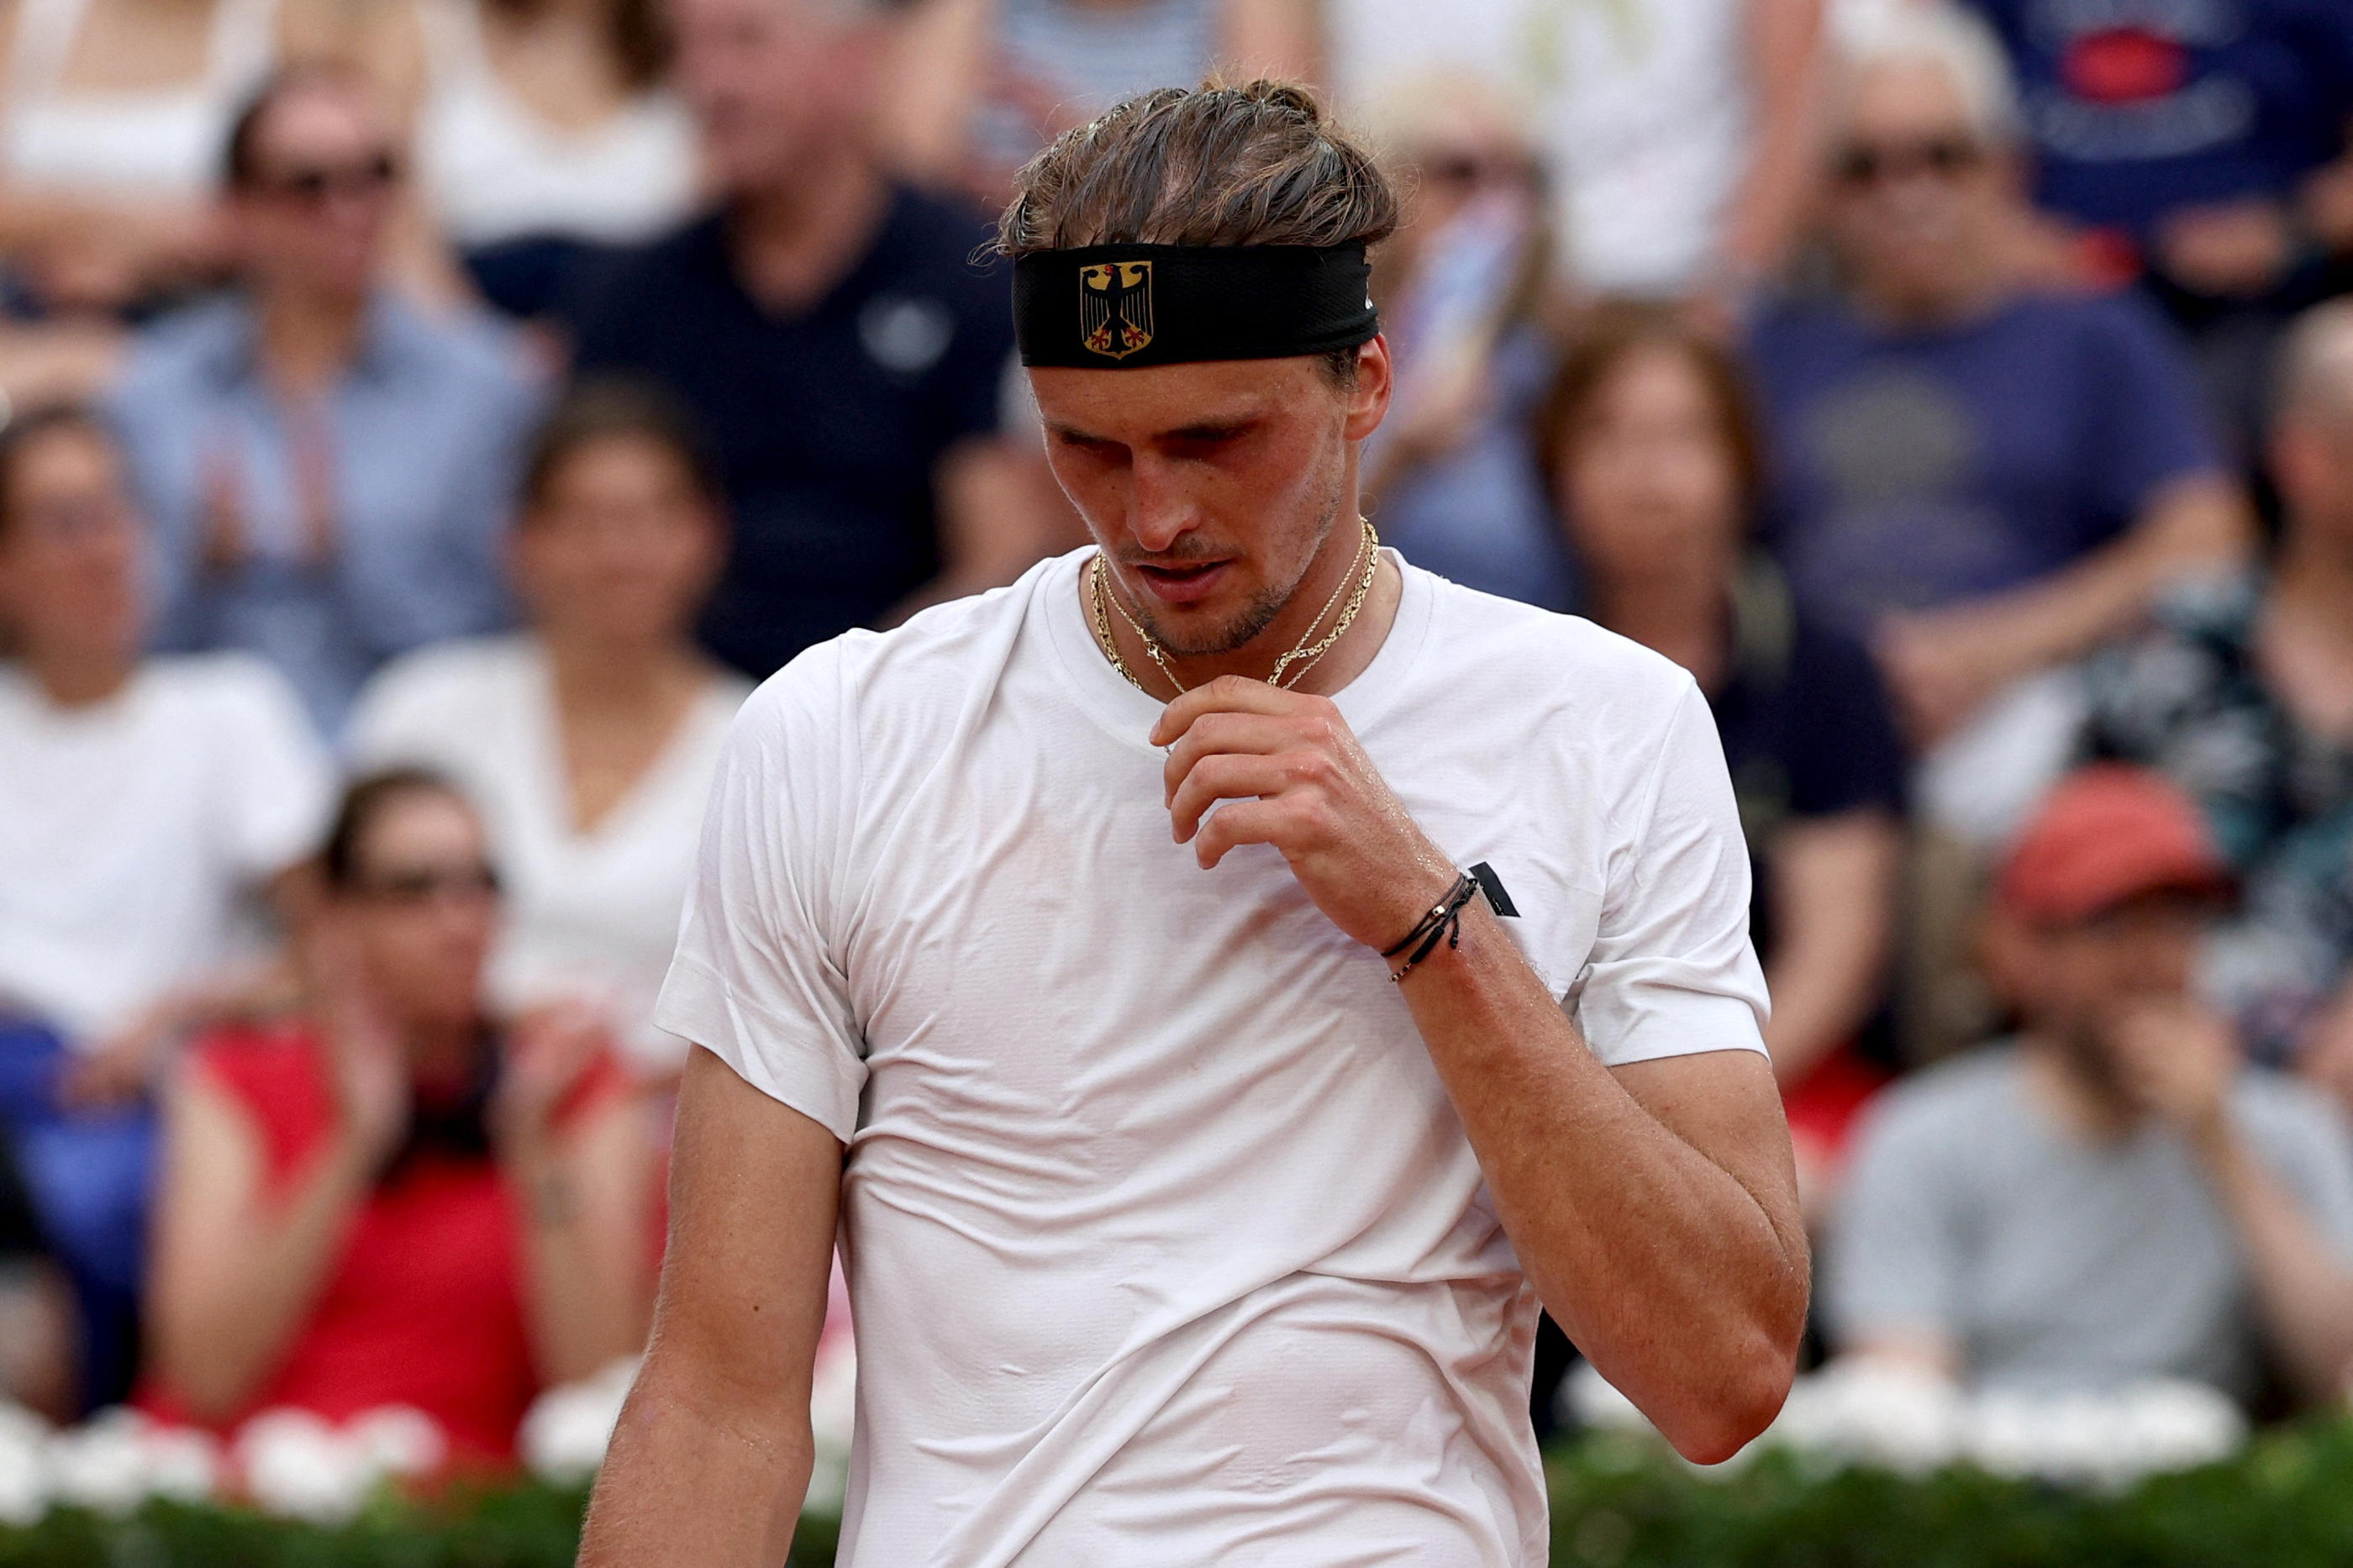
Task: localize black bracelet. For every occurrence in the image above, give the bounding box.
[1382,871,1481,982]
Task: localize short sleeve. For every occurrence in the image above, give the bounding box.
[213,660,335,882]
[652,646,866,1141]
[2081,297,2223,528]
[1576,679,1771,1067]
[1823,1088,1968,1347]
[2239,1079,2353,1264]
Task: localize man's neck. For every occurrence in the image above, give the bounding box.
[2269,522,2353,618]
[541,629,703,718]
[24,645,136,710]
[2255,523,2353,738]
[1091,508,1403,701]
[255,286,369,398]
[729,149,892,318]
[2019,1031,2140,1141]
[1850,255,2008,334]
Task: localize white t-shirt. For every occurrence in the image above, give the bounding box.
[348,635,750,1074]
[658,551,1768,1567]
[0,653,331,1044]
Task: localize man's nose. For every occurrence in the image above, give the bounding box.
[1126,459,1194,553]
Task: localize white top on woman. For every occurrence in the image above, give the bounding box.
[411,0,697,250]
[0,0,280,196]
[347,633,750,1075]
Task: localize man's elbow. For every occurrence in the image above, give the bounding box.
[1656,1344,1797,1466]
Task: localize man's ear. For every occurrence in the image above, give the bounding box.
[1344,335,1393,443]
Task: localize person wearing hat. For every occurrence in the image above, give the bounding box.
[1825,764,2353,1408]
[581,80,1807,1567]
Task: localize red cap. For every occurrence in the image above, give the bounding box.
[1994,764,2234,923]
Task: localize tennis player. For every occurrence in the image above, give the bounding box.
[581,80,1807,1568]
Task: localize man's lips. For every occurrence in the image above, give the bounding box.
[1131,559,1234,605]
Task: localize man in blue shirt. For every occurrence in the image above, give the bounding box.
[563,0,1057,681]
[110,66,544,741]
[1959,0,2353,296]
[1748,7,2248,750]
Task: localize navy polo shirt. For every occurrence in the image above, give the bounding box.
[566,188,1015,680]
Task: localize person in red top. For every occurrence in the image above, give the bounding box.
[144,770,658,1463]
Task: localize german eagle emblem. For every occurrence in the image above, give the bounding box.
[1080,260,1154,360]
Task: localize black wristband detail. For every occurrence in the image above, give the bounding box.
[1013,243,1379,369]
[1383,871,1482,982]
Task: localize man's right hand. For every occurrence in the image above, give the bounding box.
[2103,1000,2238,1140]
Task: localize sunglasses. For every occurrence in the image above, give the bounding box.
[1834,136,1985,188]
[252,151,401,204]
[351,863,502,906]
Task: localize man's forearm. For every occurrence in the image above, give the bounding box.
[1395,902,1806,1461]
[1917,475,2250,686]
[2192,1115,2353,1402]
[580,1366,813,1568]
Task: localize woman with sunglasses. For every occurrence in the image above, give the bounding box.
[142,770,657,1465]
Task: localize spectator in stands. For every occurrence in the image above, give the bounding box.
[1749,4,2247,754]
[1358,71,1574,612]
[0,404,330,1407]
[2082,299,2353,1076]
[145,770,656,1463]
[1324,0,1825,303]
[1953,2,2353,453]
[1956,2,2353,292]
[349,380,749,1082]
[884,0,1316,204]
[111,66,545,739]
[365,0,701,318]
[1829,765,2353,1408]
[0,0,296,399]
[562,0,1051,681]
[1540,302,1905,1193]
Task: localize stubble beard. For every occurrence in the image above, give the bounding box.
[1119,468,1346,660]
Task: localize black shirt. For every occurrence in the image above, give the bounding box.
[1707,560,1908,963]
[566,188,1016,679]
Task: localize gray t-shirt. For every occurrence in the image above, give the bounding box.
[1825,1044,2353,1400]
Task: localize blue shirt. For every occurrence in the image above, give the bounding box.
[564,190,1014,681]
[1747,289,2220,639]
[1961,0,2353,234]
[110,293,542,740]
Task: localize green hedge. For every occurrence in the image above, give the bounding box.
[3,1419,2350,1565]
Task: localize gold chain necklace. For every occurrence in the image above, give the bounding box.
[1087,518,1380,698]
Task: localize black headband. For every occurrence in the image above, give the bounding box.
[1013,243,1379,369]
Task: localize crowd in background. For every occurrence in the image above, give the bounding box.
[3,0,2353,1471]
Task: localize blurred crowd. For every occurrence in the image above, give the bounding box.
[2,0,2352,1471]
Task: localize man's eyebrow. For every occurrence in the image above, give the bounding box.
[1164,418,1257,441]
[1046,415,1262,445]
